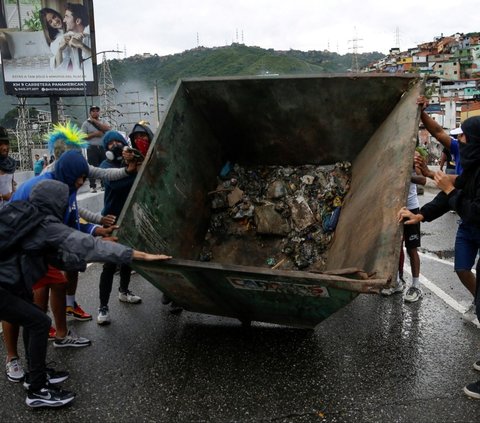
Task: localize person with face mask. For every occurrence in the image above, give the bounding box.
[128,122,154,158]
[399,116,480,400]
[97,131,142,325]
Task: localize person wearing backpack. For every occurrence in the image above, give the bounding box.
[0,179,171,407]
[2,150,116,382]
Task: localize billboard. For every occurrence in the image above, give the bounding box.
[0,0,97,97]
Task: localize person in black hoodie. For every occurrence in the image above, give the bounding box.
[398,116,480,400]
[97,130,141,325]
[0,179,171,408]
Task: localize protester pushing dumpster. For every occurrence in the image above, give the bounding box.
[116,74,425,328]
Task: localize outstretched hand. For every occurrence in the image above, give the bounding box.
[94,225,120,237]
[416,95,429,111]
[397,207,423,225]
[132,251,172,261]
[100,214,116,227]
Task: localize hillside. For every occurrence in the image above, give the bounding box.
[0,44,384,126]
[108,44,384,90]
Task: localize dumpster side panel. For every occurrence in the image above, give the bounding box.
[326,79,425,281]
[133,260,362,328]
[118,83,223,259]
[183,75,417,166]
[117,75,424,328]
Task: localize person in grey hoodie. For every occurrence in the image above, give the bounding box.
[0,179,171,408]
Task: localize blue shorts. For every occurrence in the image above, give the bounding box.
[455,222,480,271]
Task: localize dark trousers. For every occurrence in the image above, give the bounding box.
[99,263,131,307]
[86,145,106,189]
[0,287,50,391]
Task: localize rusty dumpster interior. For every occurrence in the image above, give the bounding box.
[119,74,424,287]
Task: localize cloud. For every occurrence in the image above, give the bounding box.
[92,0,479,58]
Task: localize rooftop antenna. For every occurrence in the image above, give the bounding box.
[196,32,200,47]
[236,28,239,43]
[241,30,244,44]
[348,27,363,73]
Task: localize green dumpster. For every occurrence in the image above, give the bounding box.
[117,74,424,328]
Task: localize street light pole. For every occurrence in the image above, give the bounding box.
[81,49,121,119]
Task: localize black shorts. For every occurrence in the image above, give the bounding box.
[404,208,421,249]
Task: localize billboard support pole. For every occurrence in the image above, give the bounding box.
[49,96,59,125]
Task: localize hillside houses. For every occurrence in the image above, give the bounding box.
[367,32,480,130]
[366,32,480,80]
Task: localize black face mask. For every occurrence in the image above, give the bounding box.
[106,145,123,162]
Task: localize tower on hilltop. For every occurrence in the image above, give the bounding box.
[348,27,363,73]
[98,53,118,128]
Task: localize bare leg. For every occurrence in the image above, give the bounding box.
[49,284,68,338]
[407,247,420,278]
[456,270,476,297]
[66,270,78,297]
[33,286,50,313]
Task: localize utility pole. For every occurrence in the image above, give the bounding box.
[99,52,118,128]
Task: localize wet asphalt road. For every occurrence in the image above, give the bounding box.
[2,188,480,422]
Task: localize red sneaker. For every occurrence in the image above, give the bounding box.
[48,326,56,341]
[66,302,92,321]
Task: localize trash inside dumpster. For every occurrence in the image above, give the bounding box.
[117,74,424,328]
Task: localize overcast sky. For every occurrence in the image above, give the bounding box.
[92,0,479,60]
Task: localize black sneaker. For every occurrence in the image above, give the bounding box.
[23,367,69,390]
[474,361,480,371]
[464,380,480,399]
[26,386,75,408]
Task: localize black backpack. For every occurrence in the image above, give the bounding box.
[0,201,45,294]
[0,201,45,254]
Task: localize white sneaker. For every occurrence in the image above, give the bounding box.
[118,290,142,304]
[97,306,111,325]
[404,286,422,303]
[6,357,25,382]
[462,303,477,323]
[53,329,91,348]
[380,278,406,296]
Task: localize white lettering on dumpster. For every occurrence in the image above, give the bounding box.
[227,277,329,297]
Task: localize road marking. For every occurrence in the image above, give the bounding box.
[405,252,474,314]
[418,251,455,267]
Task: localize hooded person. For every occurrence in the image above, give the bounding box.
[128,122,154,157]
[397,116,480,399]
[97,130,141,324]
[44,122,135,322]
[0,127,16,206]
[45,122,137,225]
[0,179,171,408]
[13,149,95,234]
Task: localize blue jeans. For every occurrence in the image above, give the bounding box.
[0,287,50,391]
[455,222,480,271]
